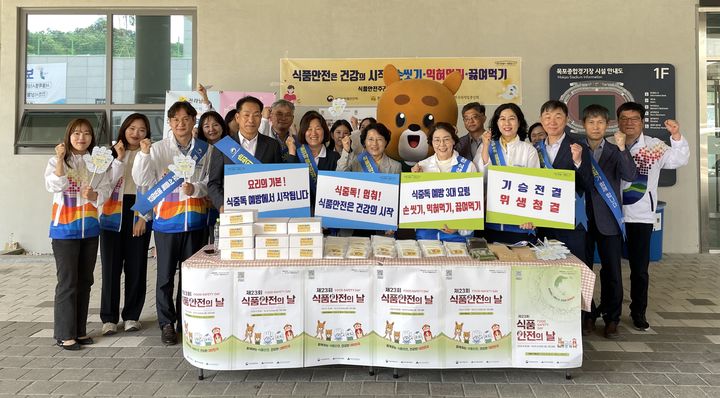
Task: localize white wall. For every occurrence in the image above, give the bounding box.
[0,0,700,253]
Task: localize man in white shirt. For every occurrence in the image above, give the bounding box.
[618,102,689,331]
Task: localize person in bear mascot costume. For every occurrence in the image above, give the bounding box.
[377,64,463,169]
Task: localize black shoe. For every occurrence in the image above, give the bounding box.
[161,324,178,345]
[56,339,81,351]
[77,337,94,345]
[582,317,596,336]
[604,322,620,339]
[632,314,650,331]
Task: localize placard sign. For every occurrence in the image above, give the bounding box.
[224,164,310,218]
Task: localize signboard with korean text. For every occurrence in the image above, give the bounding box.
[486,166,575,229]
[224,164,311,218]
[26,63,67,104]
[398,172,484,230]
[443,266,512,368]
[304,266,373,366]
[373,266,442,368]
[233,267,305,370]
[281,57,522,106]
[181,267,234,370]
[315,171,399,230]
[511,266,583,368]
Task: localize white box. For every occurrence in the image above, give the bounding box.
[289,233,323,248]
[255,234,289,248]
[287,217,322,234]
[255,248,289,260]
[221,249,255,261]
[219,224,254,238]
[253,218,289,235]
[219,210,258,226]
[217,237,255,250]
[289,247,322,259]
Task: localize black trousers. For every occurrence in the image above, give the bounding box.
[585,219,623,323]
[99,195,152,324]
[51,237,98,341]
[625,222,654,318]
[154,229,205,328]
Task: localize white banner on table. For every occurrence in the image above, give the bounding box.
[315,171,399,230]
[233,267,305,370]
[304,266,373,366]
[443,266,512,368]
[486,166,575,229]
[163,90,221,138]
[181,268,234,370]
[511,266,583,368]
[373,266,442,368]
[26,63,67,104]
[224,164,311,217]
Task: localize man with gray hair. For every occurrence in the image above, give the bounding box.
[260,99,295,161]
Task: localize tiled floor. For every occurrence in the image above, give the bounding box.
[1,253,720,397]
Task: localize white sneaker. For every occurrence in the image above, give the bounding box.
[124,320,142,332]
[102,322,117,336]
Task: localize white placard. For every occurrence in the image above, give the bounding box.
[224,164,311,218]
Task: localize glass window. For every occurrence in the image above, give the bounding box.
[111,110,166,143]
[17,110,107,148]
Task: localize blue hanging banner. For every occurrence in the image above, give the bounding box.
[297,144,319,187]
[489,140,507,166]
[537,140,587,229]
[131,172,184,215]
[590,155,626,239]
[214,135,261,164]
[358,151,380,173]
[451,156,471,173]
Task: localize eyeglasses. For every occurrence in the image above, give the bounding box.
[619,116,642,123]
[463,115,484,122]
[432,138,454,144]
[170,117,193,125]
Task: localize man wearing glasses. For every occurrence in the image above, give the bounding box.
[260,99,296,162]
[455,102,487,161]
[618,101,689,331]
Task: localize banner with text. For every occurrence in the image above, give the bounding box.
[399,172,484,230]
[486,166,575,229]
[315,171,399,230]
[280,57,522,106]
[224,164,311,218]
[26,63,67,104]
[163,90,221,138]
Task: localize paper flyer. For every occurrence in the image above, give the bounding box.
[443,266,512,368]
[304,266,373,366]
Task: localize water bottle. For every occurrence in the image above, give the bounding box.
[212,218,220,254]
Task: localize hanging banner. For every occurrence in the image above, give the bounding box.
[443,266,512,368]
[280,57,522,106]
[315,171,399,230]
[163,90,221,138]
[26,63,67,104]
[224,164,311,218]
[398,172,484,230]
[181,267,234,370]
[234,267,304,370]
[511,266,583,368]
[486,166,575,229]
[304,266,373,366]
[373,266,442,368]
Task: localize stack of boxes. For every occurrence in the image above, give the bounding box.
[254,218,290,259]
[288,218,323,259]
[218,210,257,260]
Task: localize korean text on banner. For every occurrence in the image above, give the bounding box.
[486,166,575,229]
[315,171,399,231]
[398,172,484,230]
[224,163,311,218]
[280,57,522,106]
[163,90,221,138]
[26,63,67,104]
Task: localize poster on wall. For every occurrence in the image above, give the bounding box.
[549,63,677,186]
[373,266,442,368]
[26,63,67,104]
[304,266,373,366]
[163,90,221,138]
[281,57,522,106]
[233,267,305,370]
[511,266,583,369]
[443,266,512,368]
[181,267,234,370]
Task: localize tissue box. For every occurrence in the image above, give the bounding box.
[217,237,254,250]
[253,218,289,235]
[221,249,255,261]
[219,210,258,225]
[219,224,253,238]
[255,248,289,260]
[289,233,323,248]
[256,235,289,248]
[287,217,322,234]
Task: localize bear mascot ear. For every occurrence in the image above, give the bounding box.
[383,64,401,87]
[443,70,463,95]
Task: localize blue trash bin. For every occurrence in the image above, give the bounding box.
[594,201,665,263]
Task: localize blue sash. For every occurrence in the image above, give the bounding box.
[451,156,471,173]
[489,140,506,166]
[297,145,319,187]
[590,154,626,238]
[189,138,209,164]
[131,172,184,214]
[358,151,379,173]
[537,140,587,230]
[214,135,261,164]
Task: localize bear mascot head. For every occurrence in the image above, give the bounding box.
[377,64,463,166]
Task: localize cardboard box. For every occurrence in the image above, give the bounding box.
[220,249,255,261]
[255,235,289,248]
[219,210,258,225]
[253,218,289,235]
[217,237,255,250]
[289,247,322,259]
[289,233,323,248]
[255,248,289,260]
[219,224,254,238]
[287,217,322,234]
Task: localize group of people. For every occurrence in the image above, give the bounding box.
[44,90,689,350]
